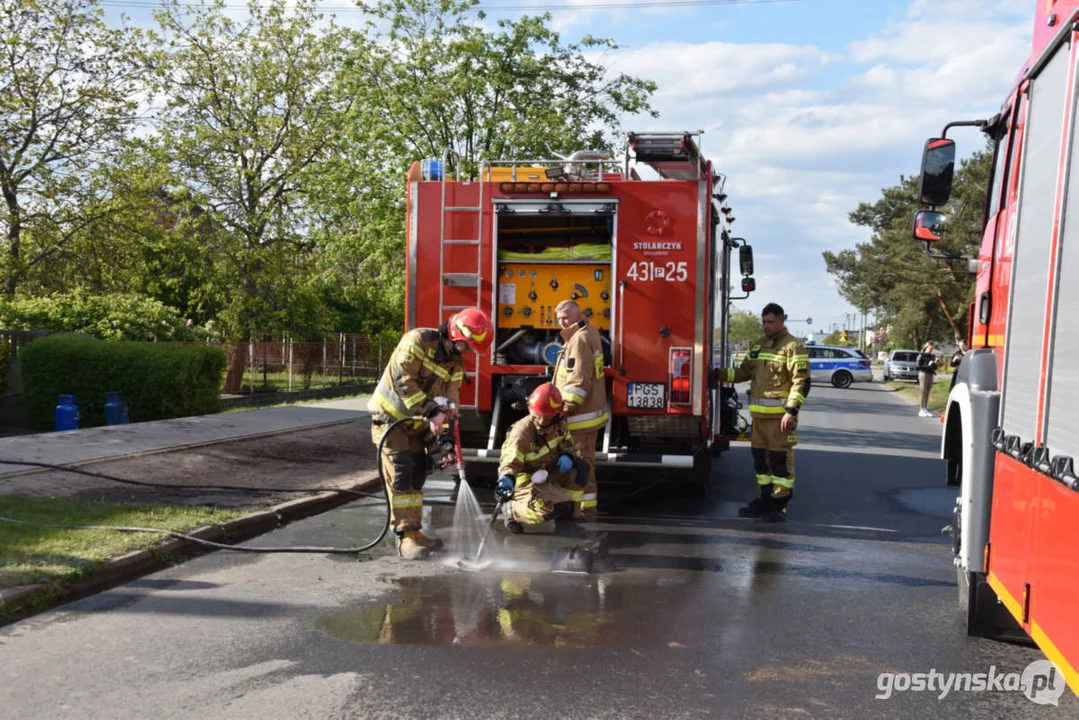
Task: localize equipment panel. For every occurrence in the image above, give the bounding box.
[497,262,611,331]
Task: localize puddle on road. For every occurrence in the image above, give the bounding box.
[315,571,703,648]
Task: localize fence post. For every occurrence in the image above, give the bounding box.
[338,332,344,384]
[248,335,255,395]
[288,337,293,392]
[322,338,327,389]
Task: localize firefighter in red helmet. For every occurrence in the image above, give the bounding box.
[496,382,590,537]
[368,307,494,559]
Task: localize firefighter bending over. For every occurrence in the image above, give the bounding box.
[496,382,591,537]
[368,307,494,559]
[553,300,609,521]
[715,302,809,522]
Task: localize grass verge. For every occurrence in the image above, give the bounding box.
[0,495,243,590]
[885,376,952,413]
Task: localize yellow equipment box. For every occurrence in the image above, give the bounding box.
[497,263,611,331]
[483,166,549,182]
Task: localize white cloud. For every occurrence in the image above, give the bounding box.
[607,41,834,98]
[606,0,1032,324]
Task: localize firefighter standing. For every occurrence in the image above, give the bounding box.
[368,307,494,559]
[715,303,809,521]
[496,382,590,536]
[553,300,609,521]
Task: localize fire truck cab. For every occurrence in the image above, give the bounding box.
[405,131,753,489]
[912,0,1079,695]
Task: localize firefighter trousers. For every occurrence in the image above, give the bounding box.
[510,471,577,527]
[371,422,428,533]
[750,415,796,507]
[568,428,599,521]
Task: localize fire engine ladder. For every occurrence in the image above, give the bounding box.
[439,150,485,409]
[626,131,706,180]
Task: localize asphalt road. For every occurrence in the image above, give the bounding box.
[1,382,1076,719]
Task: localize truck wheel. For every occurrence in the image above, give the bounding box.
[831,370,853,389]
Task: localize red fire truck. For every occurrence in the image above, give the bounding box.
[404,131,754,488]
[913,0,1079,695]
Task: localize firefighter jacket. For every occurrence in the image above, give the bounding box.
[498,415,578,488]
[368,328,465,431]
[553,319,609,432]
[720,329,809,417]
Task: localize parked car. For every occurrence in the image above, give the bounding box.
[883,349,920,382]
[806,344,873,388]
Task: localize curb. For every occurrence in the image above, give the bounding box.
[0,471,381,623]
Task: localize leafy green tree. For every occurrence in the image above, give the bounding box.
[727,309,763,347]
[344,0,657,168]
[311,0,659,333]
[0,0,144,296]
[147,0,352,339]
[824,149,991,347]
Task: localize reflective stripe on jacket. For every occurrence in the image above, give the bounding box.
[554,320,609,432]
[722,329,809,415]
[367,328,465,429]
[498,415,577,487]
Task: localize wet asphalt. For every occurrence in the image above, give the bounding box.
[1,382,1076,719]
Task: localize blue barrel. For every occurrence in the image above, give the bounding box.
[105,391,129,426]
[55,394,79,431]
[422,159,443,181]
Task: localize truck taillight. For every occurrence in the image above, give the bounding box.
[670,347,692,406]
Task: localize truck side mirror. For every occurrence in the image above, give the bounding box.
[917,138,955,206]
[912,209,945,243]
[737,243,753,276]
[741,277,755,292]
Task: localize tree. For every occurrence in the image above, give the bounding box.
[147,0,352,339]
[823,149,991,347]
[344,0,657,168]
[307,0,659,333]
[727,309,763,348]
[0,0,144,295]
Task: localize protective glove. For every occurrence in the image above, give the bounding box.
[428,412,447,438]
[496,476,515,500]
[557,454,574,474]
[531,468,549,485]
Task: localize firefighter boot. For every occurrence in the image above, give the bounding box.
[761,487,792,523]
[553,502,588,538]
[738,485,775,518]
[410,529,445,552]
[396,531,431,560]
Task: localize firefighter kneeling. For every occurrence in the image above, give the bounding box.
[496,383,590,538]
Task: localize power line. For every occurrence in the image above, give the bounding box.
[100,0,801,13]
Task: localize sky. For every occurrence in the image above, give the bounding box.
[101,0,1035,337]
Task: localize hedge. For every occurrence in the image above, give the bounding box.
[0,291,210,342]
[19,335,227,430]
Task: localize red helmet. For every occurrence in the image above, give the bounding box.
[447,307,493,353]
[527,382,563,418]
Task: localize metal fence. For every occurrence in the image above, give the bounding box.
[219,334,396,395]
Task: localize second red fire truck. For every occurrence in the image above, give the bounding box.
[913,0,1079,695]
[404,131,754,489]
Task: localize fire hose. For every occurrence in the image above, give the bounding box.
[0,414,440,555]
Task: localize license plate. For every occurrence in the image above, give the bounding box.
[627,382,665,409]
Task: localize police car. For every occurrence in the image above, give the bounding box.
[806,343,873,388]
